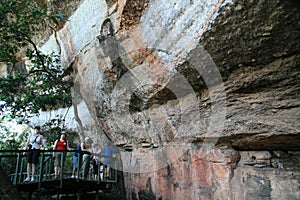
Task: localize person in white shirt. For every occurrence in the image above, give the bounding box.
[24,126,44,182]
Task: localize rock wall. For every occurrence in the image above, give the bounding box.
[40,0,300,199]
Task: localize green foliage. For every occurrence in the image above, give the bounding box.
[0,109,70,174]
[0,0,67,63]
[0,110,30,173]
[0,0,72,118]
[0,52,73,117]
[0,107,31,150]
[42,114,68,148]
[0,127,28,150]
[0,3,73,180]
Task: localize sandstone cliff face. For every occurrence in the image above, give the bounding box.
[41,0,300,199]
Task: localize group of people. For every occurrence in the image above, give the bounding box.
[23,126,118,182]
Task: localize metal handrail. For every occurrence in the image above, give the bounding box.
[0,149,118,187]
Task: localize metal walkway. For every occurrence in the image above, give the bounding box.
[0,150,119,200]
[17,178,115,199]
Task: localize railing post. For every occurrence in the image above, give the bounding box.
[50,153,54,179]
[76,151,82,181]
[102,159,105,181]
[13,152,21,185]
[38,151,45,191]
[19,157,25,183]
[60,151,65,188]
[115,163,117,182]
[44,153,49,180]
[97,160,101,184]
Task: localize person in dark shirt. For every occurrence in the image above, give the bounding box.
[71,145,81,178]
[91,143,101,180]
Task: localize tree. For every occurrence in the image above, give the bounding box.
[0,0,72,119]
[0,0,72,198]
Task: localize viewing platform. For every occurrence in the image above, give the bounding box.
[0,150,120,200]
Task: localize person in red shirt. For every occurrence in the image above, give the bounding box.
[53,132,69,179]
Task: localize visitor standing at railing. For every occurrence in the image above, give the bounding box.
[81,137,93,180]
[92,143,102,180]
[71,144,81,178]
[53,132,69,179]
[23,126,44,182]
[102,144,119,180]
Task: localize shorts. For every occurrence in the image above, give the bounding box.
[54,152,66,167]
[27,149,40,164]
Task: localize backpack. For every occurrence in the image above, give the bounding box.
[74,145,81,157]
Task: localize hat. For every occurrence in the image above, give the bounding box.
[84,136,93,143]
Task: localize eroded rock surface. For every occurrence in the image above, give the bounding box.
[40,0,300,199]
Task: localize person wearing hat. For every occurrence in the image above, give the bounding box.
[53,132,69,179]
[24,126,44,182]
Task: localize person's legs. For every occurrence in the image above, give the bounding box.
[95,163,99,180]
[82,154,86,178]
[24,151,33,181]
[31,150,40,181]
[54,166,60,179]
[54,153,62,179]
[31,163,36,181]
[72,156,78,178]
[82,154,90,179]
[92,159,99,180]
[103,164,110,180]
[86,155,91,179]
[106,167,110,179]
[24,163,32,181]
[72,167,77,178]
[54,166,58,178]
